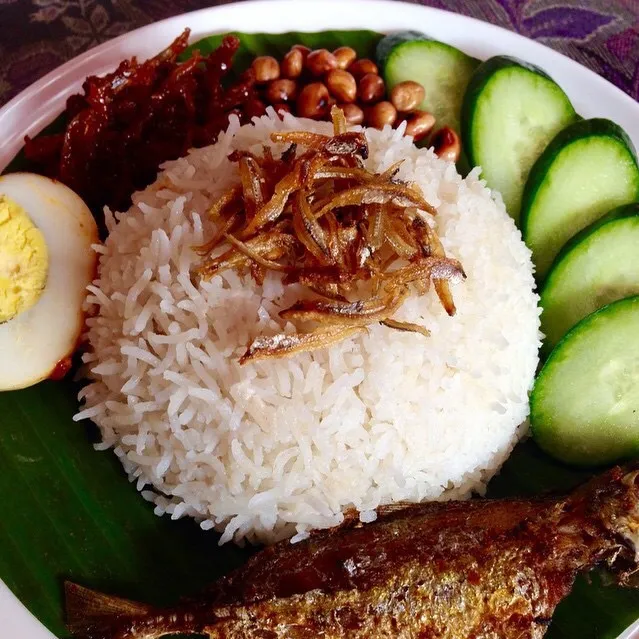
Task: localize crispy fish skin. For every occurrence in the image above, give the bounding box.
[66,465,639,639]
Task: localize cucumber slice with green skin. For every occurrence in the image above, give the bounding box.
[531,295,639,467]
[377,31,479,134]
[522,118,639,281]
[461,55,577,223]
[540,203,639,354]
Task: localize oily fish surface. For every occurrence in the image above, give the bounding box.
[0,173,98,390]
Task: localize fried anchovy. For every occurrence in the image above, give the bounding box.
[239,324,364,364]
[314,183,436,219]
[381,318,431,337]
[279,288,407,326]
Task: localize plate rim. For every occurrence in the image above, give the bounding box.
[1,1,638,637]
[3,0,639,170]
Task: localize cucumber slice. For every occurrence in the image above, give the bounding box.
[522,118,639,280]
[531,296,639,467]
[377,31,479,134]
[540,203,639,353]
[461,56,577,223]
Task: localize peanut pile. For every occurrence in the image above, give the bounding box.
[250,45,460,161]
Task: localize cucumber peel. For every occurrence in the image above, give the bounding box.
[540,203,639,353]
[532,296,639,467]
[377,31,479,135]
[461,55,577,222]
[522,118,639,281]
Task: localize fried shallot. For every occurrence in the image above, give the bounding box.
[197,106,464,362]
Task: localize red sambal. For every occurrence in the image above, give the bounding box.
[24,30,265,213]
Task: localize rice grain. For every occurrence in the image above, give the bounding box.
[75,111,541,545]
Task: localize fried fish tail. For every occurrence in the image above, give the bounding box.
[64,582,189,639]
[65,465,639,639]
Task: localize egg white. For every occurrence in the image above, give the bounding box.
[0,173,98,390]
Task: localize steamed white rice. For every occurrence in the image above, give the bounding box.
[75,109,541,545]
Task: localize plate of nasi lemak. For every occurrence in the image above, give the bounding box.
[1,1,639,638]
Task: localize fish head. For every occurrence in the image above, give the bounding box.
[586,463,639,586]
[608,465,639,546]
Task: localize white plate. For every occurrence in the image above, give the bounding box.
[1,1,638,637]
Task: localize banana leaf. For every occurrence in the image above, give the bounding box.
[1,29,638,639]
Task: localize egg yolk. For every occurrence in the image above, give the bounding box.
[0,195,49,323]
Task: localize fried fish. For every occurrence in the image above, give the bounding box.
[66,464,639,639]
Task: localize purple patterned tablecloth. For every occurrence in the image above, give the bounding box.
[0,0,638,108]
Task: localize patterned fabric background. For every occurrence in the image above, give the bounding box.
[0,0,638,108]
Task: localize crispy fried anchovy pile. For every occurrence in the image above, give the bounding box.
[197,107,465,363]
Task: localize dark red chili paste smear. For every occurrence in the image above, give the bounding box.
[24,30,265,213]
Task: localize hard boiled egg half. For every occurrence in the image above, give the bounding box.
[0,173,98,391]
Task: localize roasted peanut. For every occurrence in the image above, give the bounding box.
[306,49,338,76]
[281,49,304,79]
[251,56,280,83]
[348,58,378,80]
[340,103,365,125]
[403,110,436,142]
[297,82,330,119]
[358,73,385,104]
[326,69,357,103]
[333,46,357,70]
[365,101,397,129]
[432,126,461,162]
[390,81,426,113]
[291,44,311,59]
[265,79,297,103]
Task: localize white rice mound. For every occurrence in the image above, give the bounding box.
[75,109,541,545]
